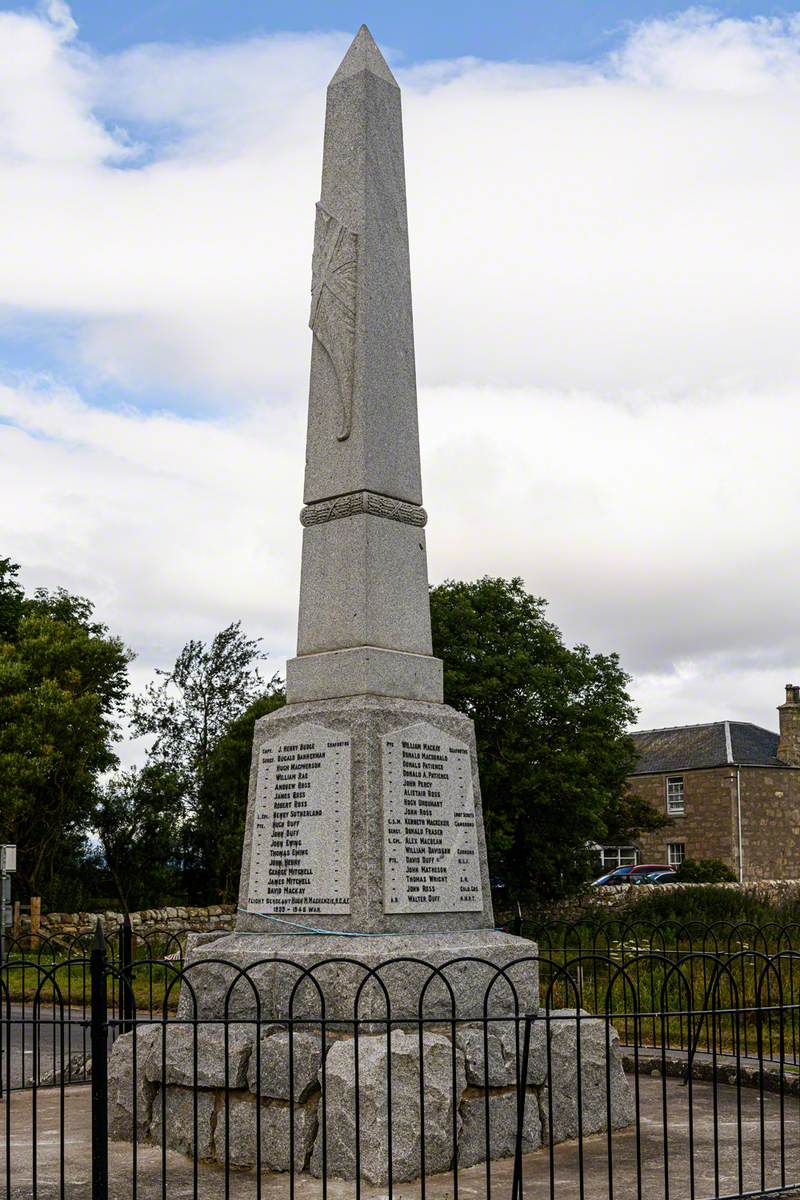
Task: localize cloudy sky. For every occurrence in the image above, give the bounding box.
[1,0,798,756]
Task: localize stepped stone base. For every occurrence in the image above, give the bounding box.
[108,1009,635,1184]
[177,929,539,1022]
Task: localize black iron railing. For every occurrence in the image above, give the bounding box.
[1,920,799,1199]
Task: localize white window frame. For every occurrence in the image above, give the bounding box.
[668,842,685,867]
[598,846,639,871]
[666,776,685,815]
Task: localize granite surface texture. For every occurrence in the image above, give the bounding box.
[286,647,443,703]
[309,1030,465,1182]
[304,28,421,507]
[237,697,493,934]
[459,1091,542,1168]
[300,491,427,527]
[215,1097,318,1172]
[292,24,438,707]
[296,514,433,657]
[178,929,539,1022]
[107,1008,635,1183]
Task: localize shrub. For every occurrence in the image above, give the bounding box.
[619,885,800,939]
[675,857,737,883]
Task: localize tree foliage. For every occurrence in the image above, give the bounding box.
[0,558,24,641]
[93,765,185,912]
[430,576,660,903]
[0,560,132,900]
[128,623,283,902]
[675,857,737,883]
[130,622,275,810]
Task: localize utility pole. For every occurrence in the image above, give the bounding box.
[0,843,15,966]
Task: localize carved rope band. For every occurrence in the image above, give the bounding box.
[301,491,428,528]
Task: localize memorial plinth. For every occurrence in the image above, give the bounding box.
[238,699,489,934]
[184,696,536,1022]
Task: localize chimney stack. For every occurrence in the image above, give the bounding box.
[778,683,800,766]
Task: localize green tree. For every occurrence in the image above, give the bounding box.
[0,562,132,902]
[131,623,283,903]
[93,765,185,912]
[131,622,275,810]
[183,690,286,903]
[430,576,660,903]
[675,857,737,883]
[0,558,24,641]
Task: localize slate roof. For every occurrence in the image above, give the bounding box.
[630,721,790,775]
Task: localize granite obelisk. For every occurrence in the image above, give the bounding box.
[188,25,533,1012]
[288,25,441,707]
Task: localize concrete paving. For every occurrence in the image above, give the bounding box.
[2,1072,799,1199]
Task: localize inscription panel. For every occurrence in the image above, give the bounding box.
[246,722,351,915]
[382,722,483,913]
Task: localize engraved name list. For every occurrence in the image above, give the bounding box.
[246,722,351,915]
[383,722,483,913]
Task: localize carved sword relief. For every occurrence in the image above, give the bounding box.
[309,203,357,442]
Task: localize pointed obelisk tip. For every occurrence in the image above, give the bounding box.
[330,23,397,87]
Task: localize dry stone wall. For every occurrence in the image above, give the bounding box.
[542,880,800,920]
[29,880,800,939]
[23,904,236,941]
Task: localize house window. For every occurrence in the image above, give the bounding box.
[666,776,685,815]
[598,846,638,871]
[668,842,685,867]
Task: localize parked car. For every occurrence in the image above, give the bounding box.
[592,865,636,886]
[640,869,678,884]
[591,863,671,886]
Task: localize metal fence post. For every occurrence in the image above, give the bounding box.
[0,859,9,1099]
[90,919,109,1200]
[118,914,134,1036]
[511,1013,533,1200]
[0,906,4,1102]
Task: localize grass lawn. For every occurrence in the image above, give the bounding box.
[2,953,183,1013]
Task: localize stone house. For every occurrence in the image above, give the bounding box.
[600,685,800,881]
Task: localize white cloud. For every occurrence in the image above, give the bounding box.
[421,386,800,676]
[0,5,117,164]
[0,382,302,654]
[2,8,800,401]
[0,6,798,742]
[4,373,798,737]
[612,10,800,92]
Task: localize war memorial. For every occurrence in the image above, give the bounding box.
[106,26,633,1183]
[3,24,798,1200]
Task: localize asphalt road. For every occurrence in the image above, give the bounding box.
[1,1005,91,1089]
[1,1005,176,1090]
